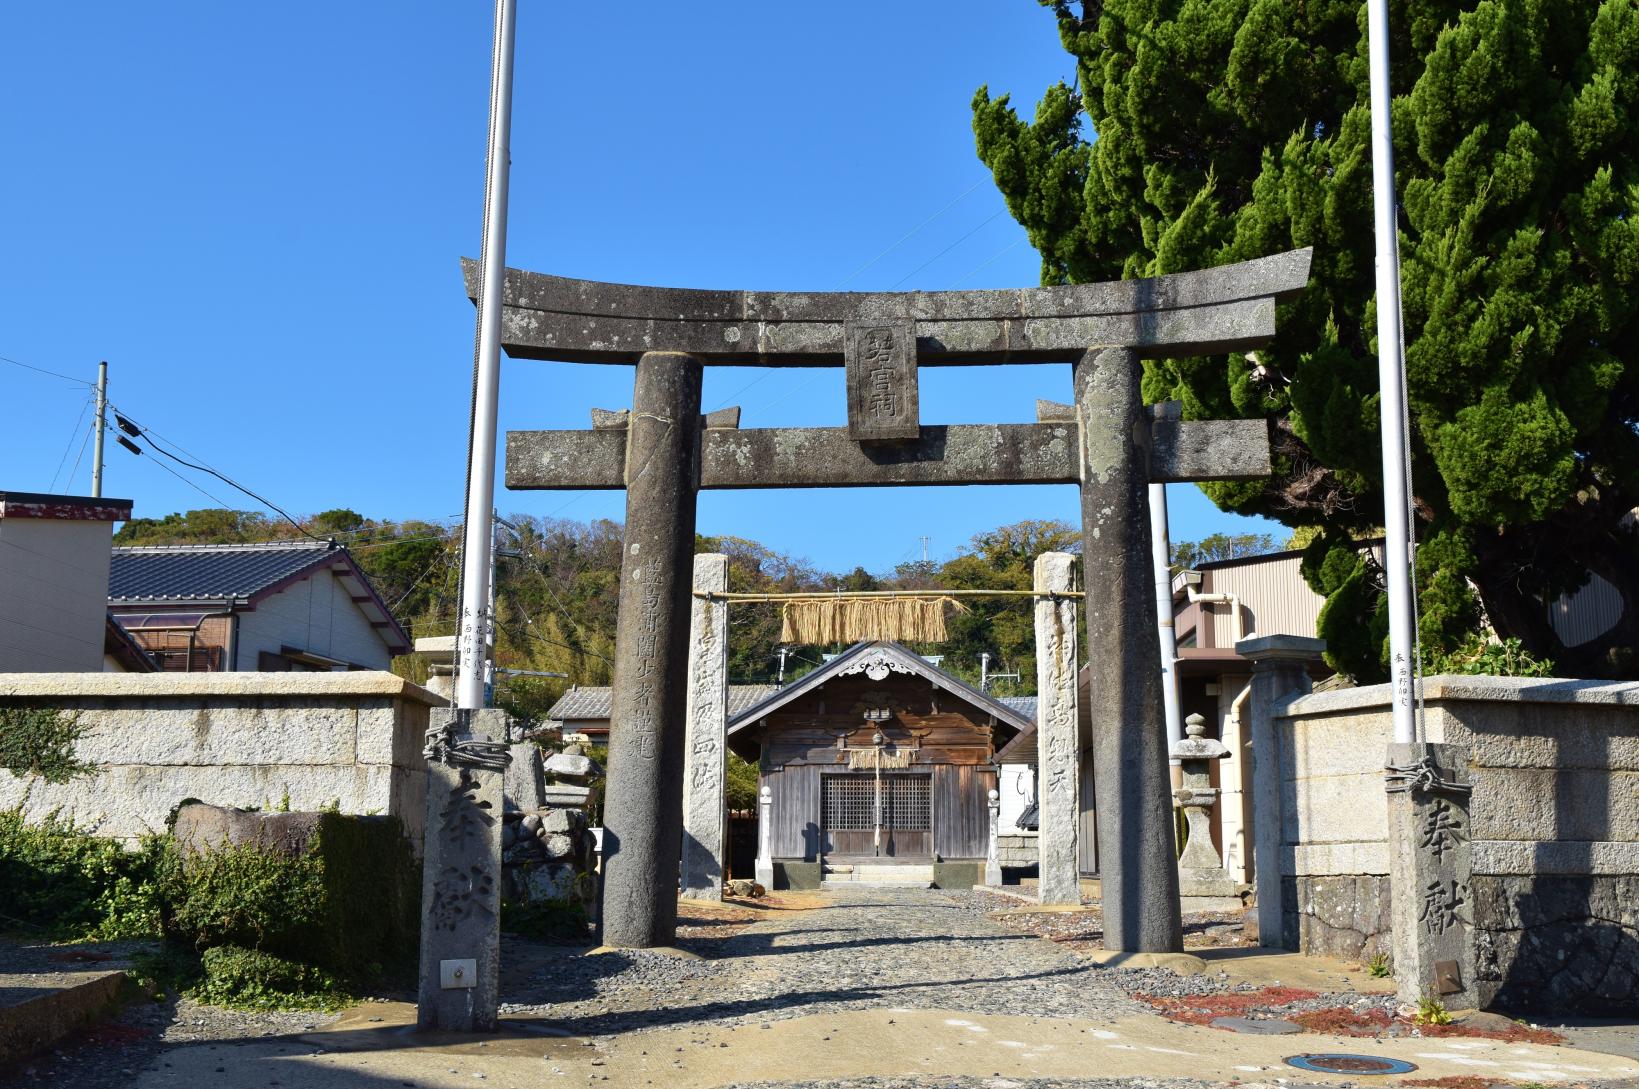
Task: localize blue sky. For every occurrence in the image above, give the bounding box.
[0,2,1283,573]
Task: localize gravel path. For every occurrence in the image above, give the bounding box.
[502,887,1158,1035]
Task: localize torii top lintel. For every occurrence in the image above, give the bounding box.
[462,248,1312,366]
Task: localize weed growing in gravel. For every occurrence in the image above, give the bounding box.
[1415,997,1454,1025]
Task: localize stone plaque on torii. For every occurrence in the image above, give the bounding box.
[475,248,1312,952]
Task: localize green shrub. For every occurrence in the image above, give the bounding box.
[500,897,590,943]
[0,808,165,940]
[1426,636,1556,677]
[1367,952,1392,978]
[193,945,349,1011]
[161,812,420,985]
[0,706,93,783]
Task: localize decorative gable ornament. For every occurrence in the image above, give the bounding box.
[836,648,915,682]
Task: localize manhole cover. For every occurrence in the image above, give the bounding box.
[1285,1054,1418,1076]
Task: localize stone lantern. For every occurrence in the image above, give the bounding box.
[1171,713,1239,908]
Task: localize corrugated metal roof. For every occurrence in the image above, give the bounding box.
[109,540,342,603]
[548,683,781,722]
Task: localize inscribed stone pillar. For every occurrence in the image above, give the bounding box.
[417,707,508,1033]
[600,351,703,948]
[1235,634,1325,948]
[1033,550,1081,906]
[681,553,730,900]
[1386,742,1477,1008]
[1074,347,1182,952]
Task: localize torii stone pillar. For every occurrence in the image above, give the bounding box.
[1033,551,1081,906]
[681,553,730,901]
[599,351,703,948]
[1076,346,1183,953]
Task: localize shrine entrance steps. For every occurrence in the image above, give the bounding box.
[821,860,934,887]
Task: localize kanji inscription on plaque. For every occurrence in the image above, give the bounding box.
[844,319,919,442]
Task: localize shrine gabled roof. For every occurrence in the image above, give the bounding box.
[726,640,1034,741]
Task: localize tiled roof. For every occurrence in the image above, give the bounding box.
[548,683,780,722]
[997,695,1037,720]
[109,540,342,603]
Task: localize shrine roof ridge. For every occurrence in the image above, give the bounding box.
[462,248,1313,366]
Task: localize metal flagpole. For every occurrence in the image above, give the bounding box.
[1149,482,1183,761]
[455,0,519,711]
[91,361,108,497]
[1365,0,1419,745]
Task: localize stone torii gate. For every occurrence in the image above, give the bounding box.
[481,248,1312,953]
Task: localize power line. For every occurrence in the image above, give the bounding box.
[136,447,238,509]
[889,210,1006,290]
[0,353,95,387]
[65,417,97,493]
[47,395,94,492]
[836,180,986,288]
[108,405,323,542]
[949,236,1025,289]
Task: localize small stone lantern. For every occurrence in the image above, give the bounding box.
[1171,713,1238,906]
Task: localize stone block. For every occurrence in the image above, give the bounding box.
[543,784,591,807]
[541,833,574,860]
[542,808,583,834]
[1467,767,1639,842]
[543,752,599,780]
[502,743,545,813]
[173,803,324,859]
[777,861,822,891]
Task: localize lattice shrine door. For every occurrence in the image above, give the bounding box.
[821,772,932,859]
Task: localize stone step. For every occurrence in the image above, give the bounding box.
[822,863,935,887]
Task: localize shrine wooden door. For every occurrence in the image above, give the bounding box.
[821,772,932,858]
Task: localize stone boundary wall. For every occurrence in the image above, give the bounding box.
[0,672,441,847]
[1274,675,1639,1010]
[997,831,1039,869]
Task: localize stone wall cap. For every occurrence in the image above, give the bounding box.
[1234,634,1328,661]
[0,670,447,705]
[1281,675,1639,717]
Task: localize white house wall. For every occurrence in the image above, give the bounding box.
[235,570,393,670]
[0,519,112,672]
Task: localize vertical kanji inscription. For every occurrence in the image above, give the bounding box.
[844,319,919,442]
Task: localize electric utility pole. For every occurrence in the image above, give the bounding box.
[90,362,107,497]
[454,0,519,711]
[1366,0,1420,744]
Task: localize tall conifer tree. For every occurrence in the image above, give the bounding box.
[974,0,1639,678]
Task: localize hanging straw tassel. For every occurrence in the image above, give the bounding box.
[780,595,965,644]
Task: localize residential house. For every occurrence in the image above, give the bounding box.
[108,540,410,671]
[0,490,133,672]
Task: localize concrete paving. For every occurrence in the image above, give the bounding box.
[17,889,1639,1088]
[92,1002,1639,1088]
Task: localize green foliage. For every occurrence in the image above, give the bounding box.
[499,897,591,944]
[160,813,419,987]
[1426,636,1556,677]
[1416,996,1454,1025]
[1171,533,1283,571]
[726,752,760,811]
[974,0,1639,679]
[0,706,93,784]
[1367,951,1393,978]
[193,945,350,1011]
[0,808,165,939]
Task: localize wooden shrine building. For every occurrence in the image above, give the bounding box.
[727,641,1032,888]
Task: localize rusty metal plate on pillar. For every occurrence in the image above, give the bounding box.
[1285,1055,1418,1076]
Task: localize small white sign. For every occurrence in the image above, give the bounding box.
[439,958,477,990]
